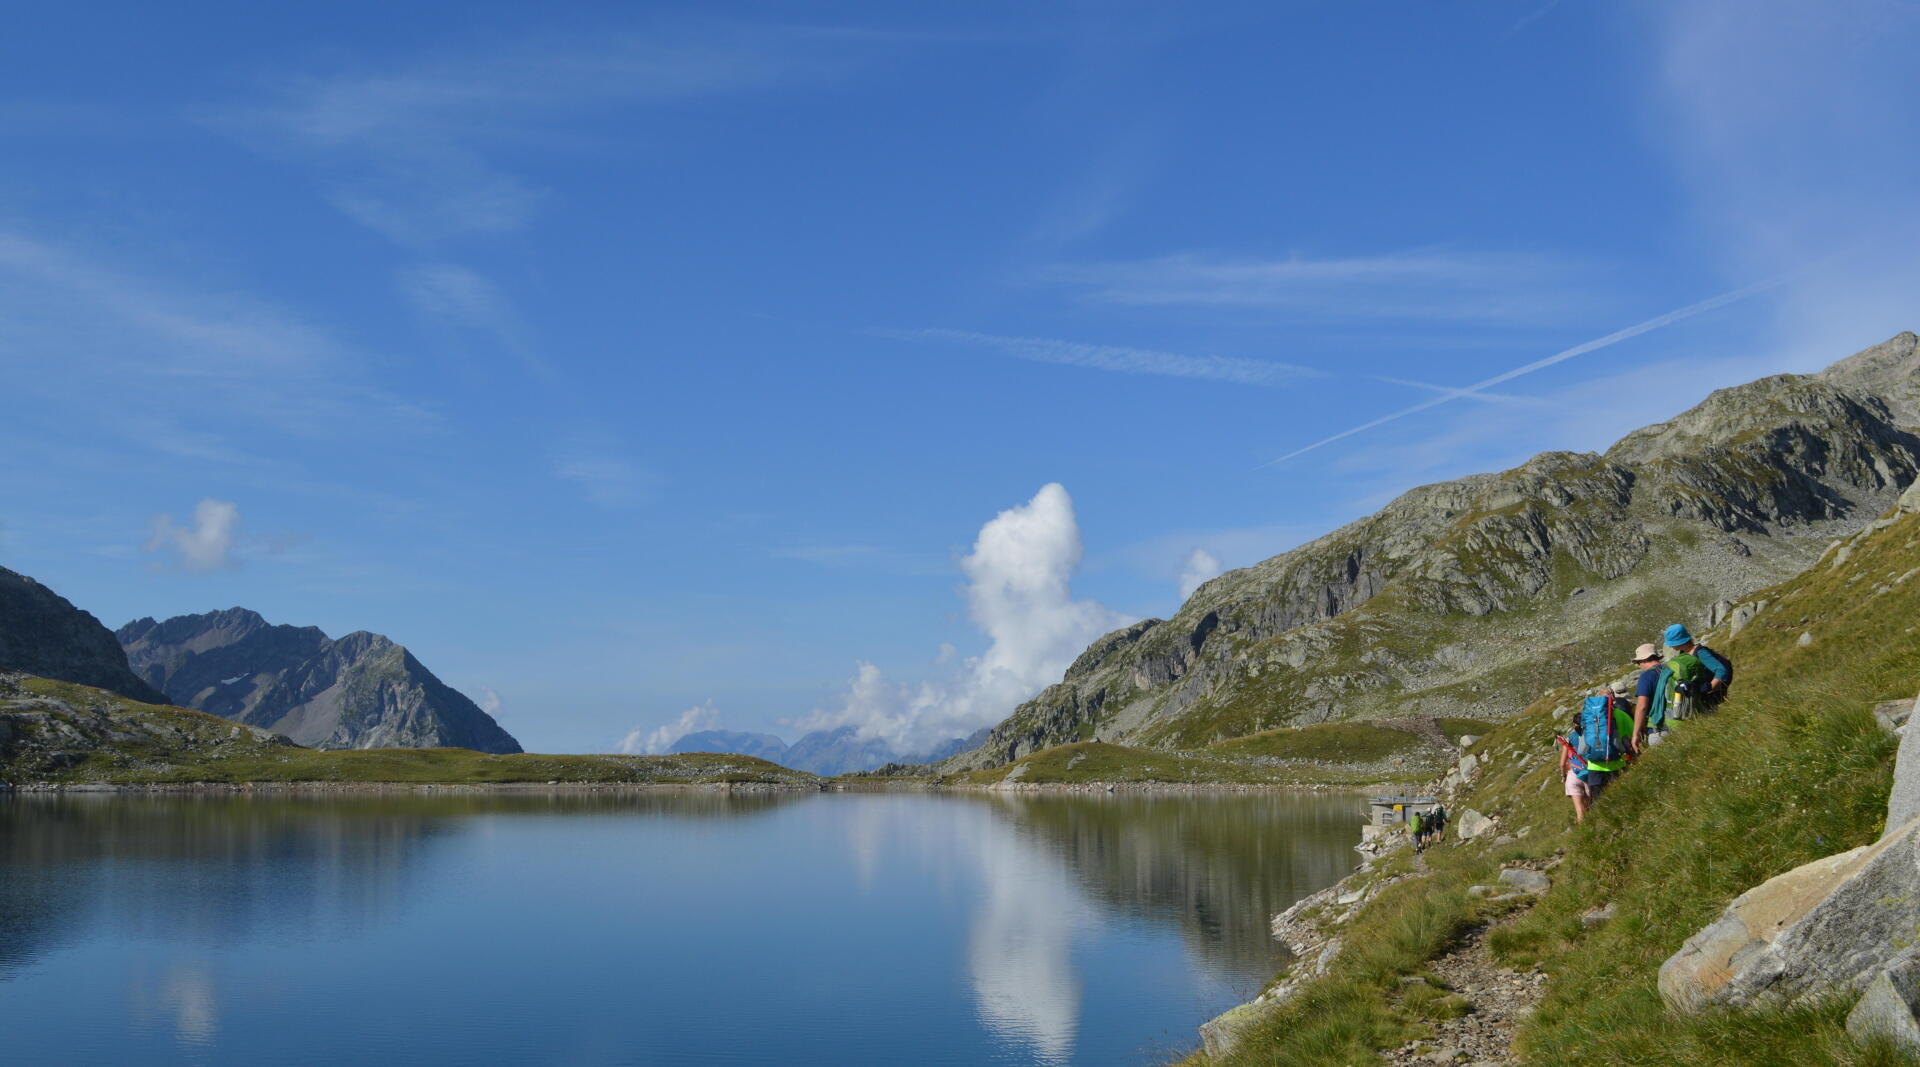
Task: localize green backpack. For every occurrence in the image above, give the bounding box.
[1659,652,1713,723]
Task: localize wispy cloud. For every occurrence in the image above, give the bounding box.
[1504,0,1565,40]
[215,23,899,245]
[1038,249,1594,324]
[1375,377,1541,405]
[1648,1,1920,369]
[396,261,552,378]
[1265,276,1786,465]
[894,328,1318,387]
[553,431,658,508]
[0,230,436,460]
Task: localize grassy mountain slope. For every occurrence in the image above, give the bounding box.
[1193,486,1920,1065]
[0,673,816,787]
[950,333,1920,771]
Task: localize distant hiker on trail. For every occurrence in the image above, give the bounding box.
[1561,686,1628,823]
[1628,643,1666,753]
[1431,804,1446,842]
[1409,809,1426,851]
[1654,623,1733,725]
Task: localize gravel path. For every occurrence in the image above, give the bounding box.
[1384,920,1547,1066]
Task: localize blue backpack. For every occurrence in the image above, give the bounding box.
[1570,694,1627,783]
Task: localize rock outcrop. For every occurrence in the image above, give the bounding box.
[1848,951,1920,1055]
[0,566,166,704]
[947,334,1920,770]
[117,609,520,753]
[0,670,292,778]
[1887,691,1920,833]
[1660,814,1920,1014]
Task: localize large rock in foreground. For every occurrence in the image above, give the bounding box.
[0,565,166,704]
[1660,818,1920,1012]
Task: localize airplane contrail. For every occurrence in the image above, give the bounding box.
[1264,275,1788,466]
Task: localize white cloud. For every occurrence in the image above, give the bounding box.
[619,700,719,754]
[1039,249,1594,323]
[1177,548,1222,601]
[471,684,504,717]
[897,328,1317,387]
[144,499,241,573]
[793,483,1131,754]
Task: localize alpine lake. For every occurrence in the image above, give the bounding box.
[0,787,1364,1065]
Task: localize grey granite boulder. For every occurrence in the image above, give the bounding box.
[1848,951,1920,1055]
[1661,818,1920,1012]
[1454,809,1496,841]
[1887,695,1920,834]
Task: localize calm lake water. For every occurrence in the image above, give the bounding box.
[0,788,1363,1065]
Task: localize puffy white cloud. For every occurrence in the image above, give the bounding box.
[1177,548,1222,601]
[794,483,1131,755]
[470,685,504,718]
[619,700,719,755]
[144,498,241,572]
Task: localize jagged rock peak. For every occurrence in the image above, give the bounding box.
[1822,331,1920,422]
[116,608,520,754]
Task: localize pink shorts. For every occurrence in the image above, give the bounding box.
[1565,768,1591,797]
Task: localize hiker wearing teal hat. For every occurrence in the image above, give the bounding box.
[1658,621,1733,720]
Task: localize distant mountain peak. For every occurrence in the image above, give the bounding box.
[117,609,519,753]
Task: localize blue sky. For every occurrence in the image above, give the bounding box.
[4,1,1917,753]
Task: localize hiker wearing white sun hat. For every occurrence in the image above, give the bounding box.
[1628,642,1666,753]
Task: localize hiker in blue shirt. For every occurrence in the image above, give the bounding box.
[1628,642,1665,753]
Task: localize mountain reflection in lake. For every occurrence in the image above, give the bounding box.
[0,789,1360,1065]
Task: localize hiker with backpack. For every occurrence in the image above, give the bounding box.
[1409,808,1426,851]
[1663,623,1732,710]
[1561,685,1629,823]
[1628,643,1667,753]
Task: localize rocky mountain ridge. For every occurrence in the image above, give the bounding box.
[117,608,520,753]
[0,566,166,705]
[949,332,1920,770]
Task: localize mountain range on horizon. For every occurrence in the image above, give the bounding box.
[116,608,521,753]
[669,725,990,776]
